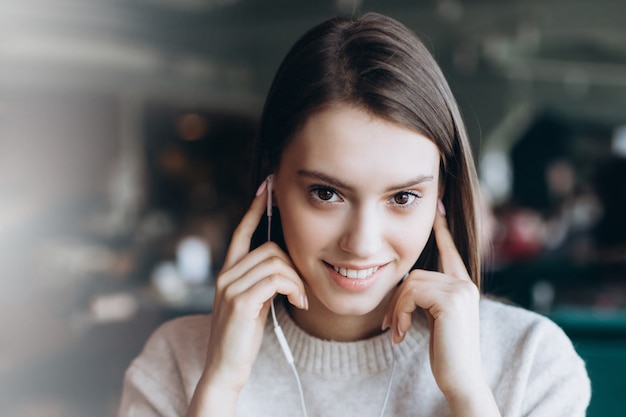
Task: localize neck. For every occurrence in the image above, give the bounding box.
[287,291,394,342]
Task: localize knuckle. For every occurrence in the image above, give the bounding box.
[449,282,478,305]
[409,283,422,297]
[231,294,251,313]
[264,241,282,252]
[215,272,229,288]
[263,255,287,273]
[460,281,479,297]
[263,243,289,262]
[222,282,239,302]
[266,273,283,287]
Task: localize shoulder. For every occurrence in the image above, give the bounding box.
[479,297,591,415]
[129,315,212,392]
[136,314,212,369]
[119,314,213,416]
[146,314,212,350]
[479,296,568,341]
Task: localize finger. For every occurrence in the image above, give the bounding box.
[389,270,458,343]
[389,273,431,344]
[390,286,417,344]
[233,274,309,319]
[223,179,269,269]
[223,255,308,310]
[433,200,470,281]
[218,242,295,288]
[382,285,401,331]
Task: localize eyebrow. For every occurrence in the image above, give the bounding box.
[296,169,434,192]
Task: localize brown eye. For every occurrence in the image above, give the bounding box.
[393,192,418,206]
[317,188,335,201]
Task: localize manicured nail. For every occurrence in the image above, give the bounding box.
[256,179,268,196]
[437,199,446,216]
[396,322,405,341]
[301,294,309,310]
[381,315,390,331]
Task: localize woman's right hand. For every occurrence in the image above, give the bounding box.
[187,178,308,416]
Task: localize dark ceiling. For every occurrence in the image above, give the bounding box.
[1,0,625,143]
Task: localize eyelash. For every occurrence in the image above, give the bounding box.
[308,186,423,208]
[390,191,422,209]
[309,186,342,204]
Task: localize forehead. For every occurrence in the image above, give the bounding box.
[279,105,440,184]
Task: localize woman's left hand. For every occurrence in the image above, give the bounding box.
[383,202,499,415]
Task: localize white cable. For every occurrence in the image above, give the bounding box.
[378,342,396,417]
[271,299,308,417]
[288,344,309,417]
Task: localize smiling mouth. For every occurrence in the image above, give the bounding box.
[330,264,380,280]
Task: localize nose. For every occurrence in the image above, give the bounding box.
[338,204,383,257]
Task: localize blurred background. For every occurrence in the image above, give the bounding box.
[1,0,625,416]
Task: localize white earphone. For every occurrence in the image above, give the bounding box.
[265,175,306,415]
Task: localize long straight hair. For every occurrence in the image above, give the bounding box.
[251,13,483,289]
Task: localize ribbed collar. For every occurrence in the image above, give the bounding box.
[275,302,429,378]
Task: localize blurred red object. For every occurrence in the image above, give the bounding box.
[494,208,546,262]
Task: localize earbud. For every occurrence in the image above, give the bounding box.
[266,175,274,242]
[266,175,274,218]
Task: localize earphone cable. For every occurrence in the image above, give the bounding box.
[268,195,308,417]
[288,334,309,417]
[378,342,396,417]
[271,299,309,417]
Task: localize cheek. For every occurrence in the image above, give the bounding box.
[278,202,338,257]
[394,210,436,258]
[285,215,327,250]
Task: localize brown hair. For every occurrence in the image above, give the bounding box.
[251,13,483,289]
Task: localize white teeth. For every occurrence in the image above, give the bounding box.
[332,265,379,279]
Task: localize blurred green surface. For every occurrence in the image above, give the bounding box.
[551,308,626,417]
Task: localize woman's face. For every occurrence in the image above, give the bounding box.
[273,105,440,318]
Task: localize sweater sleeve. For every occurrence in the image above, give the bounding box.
[117,315,210,417]
[519,318,591,417]
[118,361,187,417]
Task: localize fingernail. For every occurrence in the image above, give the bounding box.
[396,322,405,341]
[301,294,309,310]
[381,315,390,331]
[255,179,268,196]
[437,199,446,216]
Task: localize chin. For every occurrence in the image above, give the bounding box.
[319,292,390,317]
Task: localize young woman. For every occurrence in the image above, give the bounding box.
[119,13,590,417]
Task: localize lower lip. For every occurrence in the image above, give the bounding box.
[324,262,387,292]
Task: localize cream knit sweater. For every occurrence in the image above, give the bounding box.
[118,298,590,416]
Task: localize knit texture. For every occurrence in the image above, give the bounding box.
[119,298,590,416]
